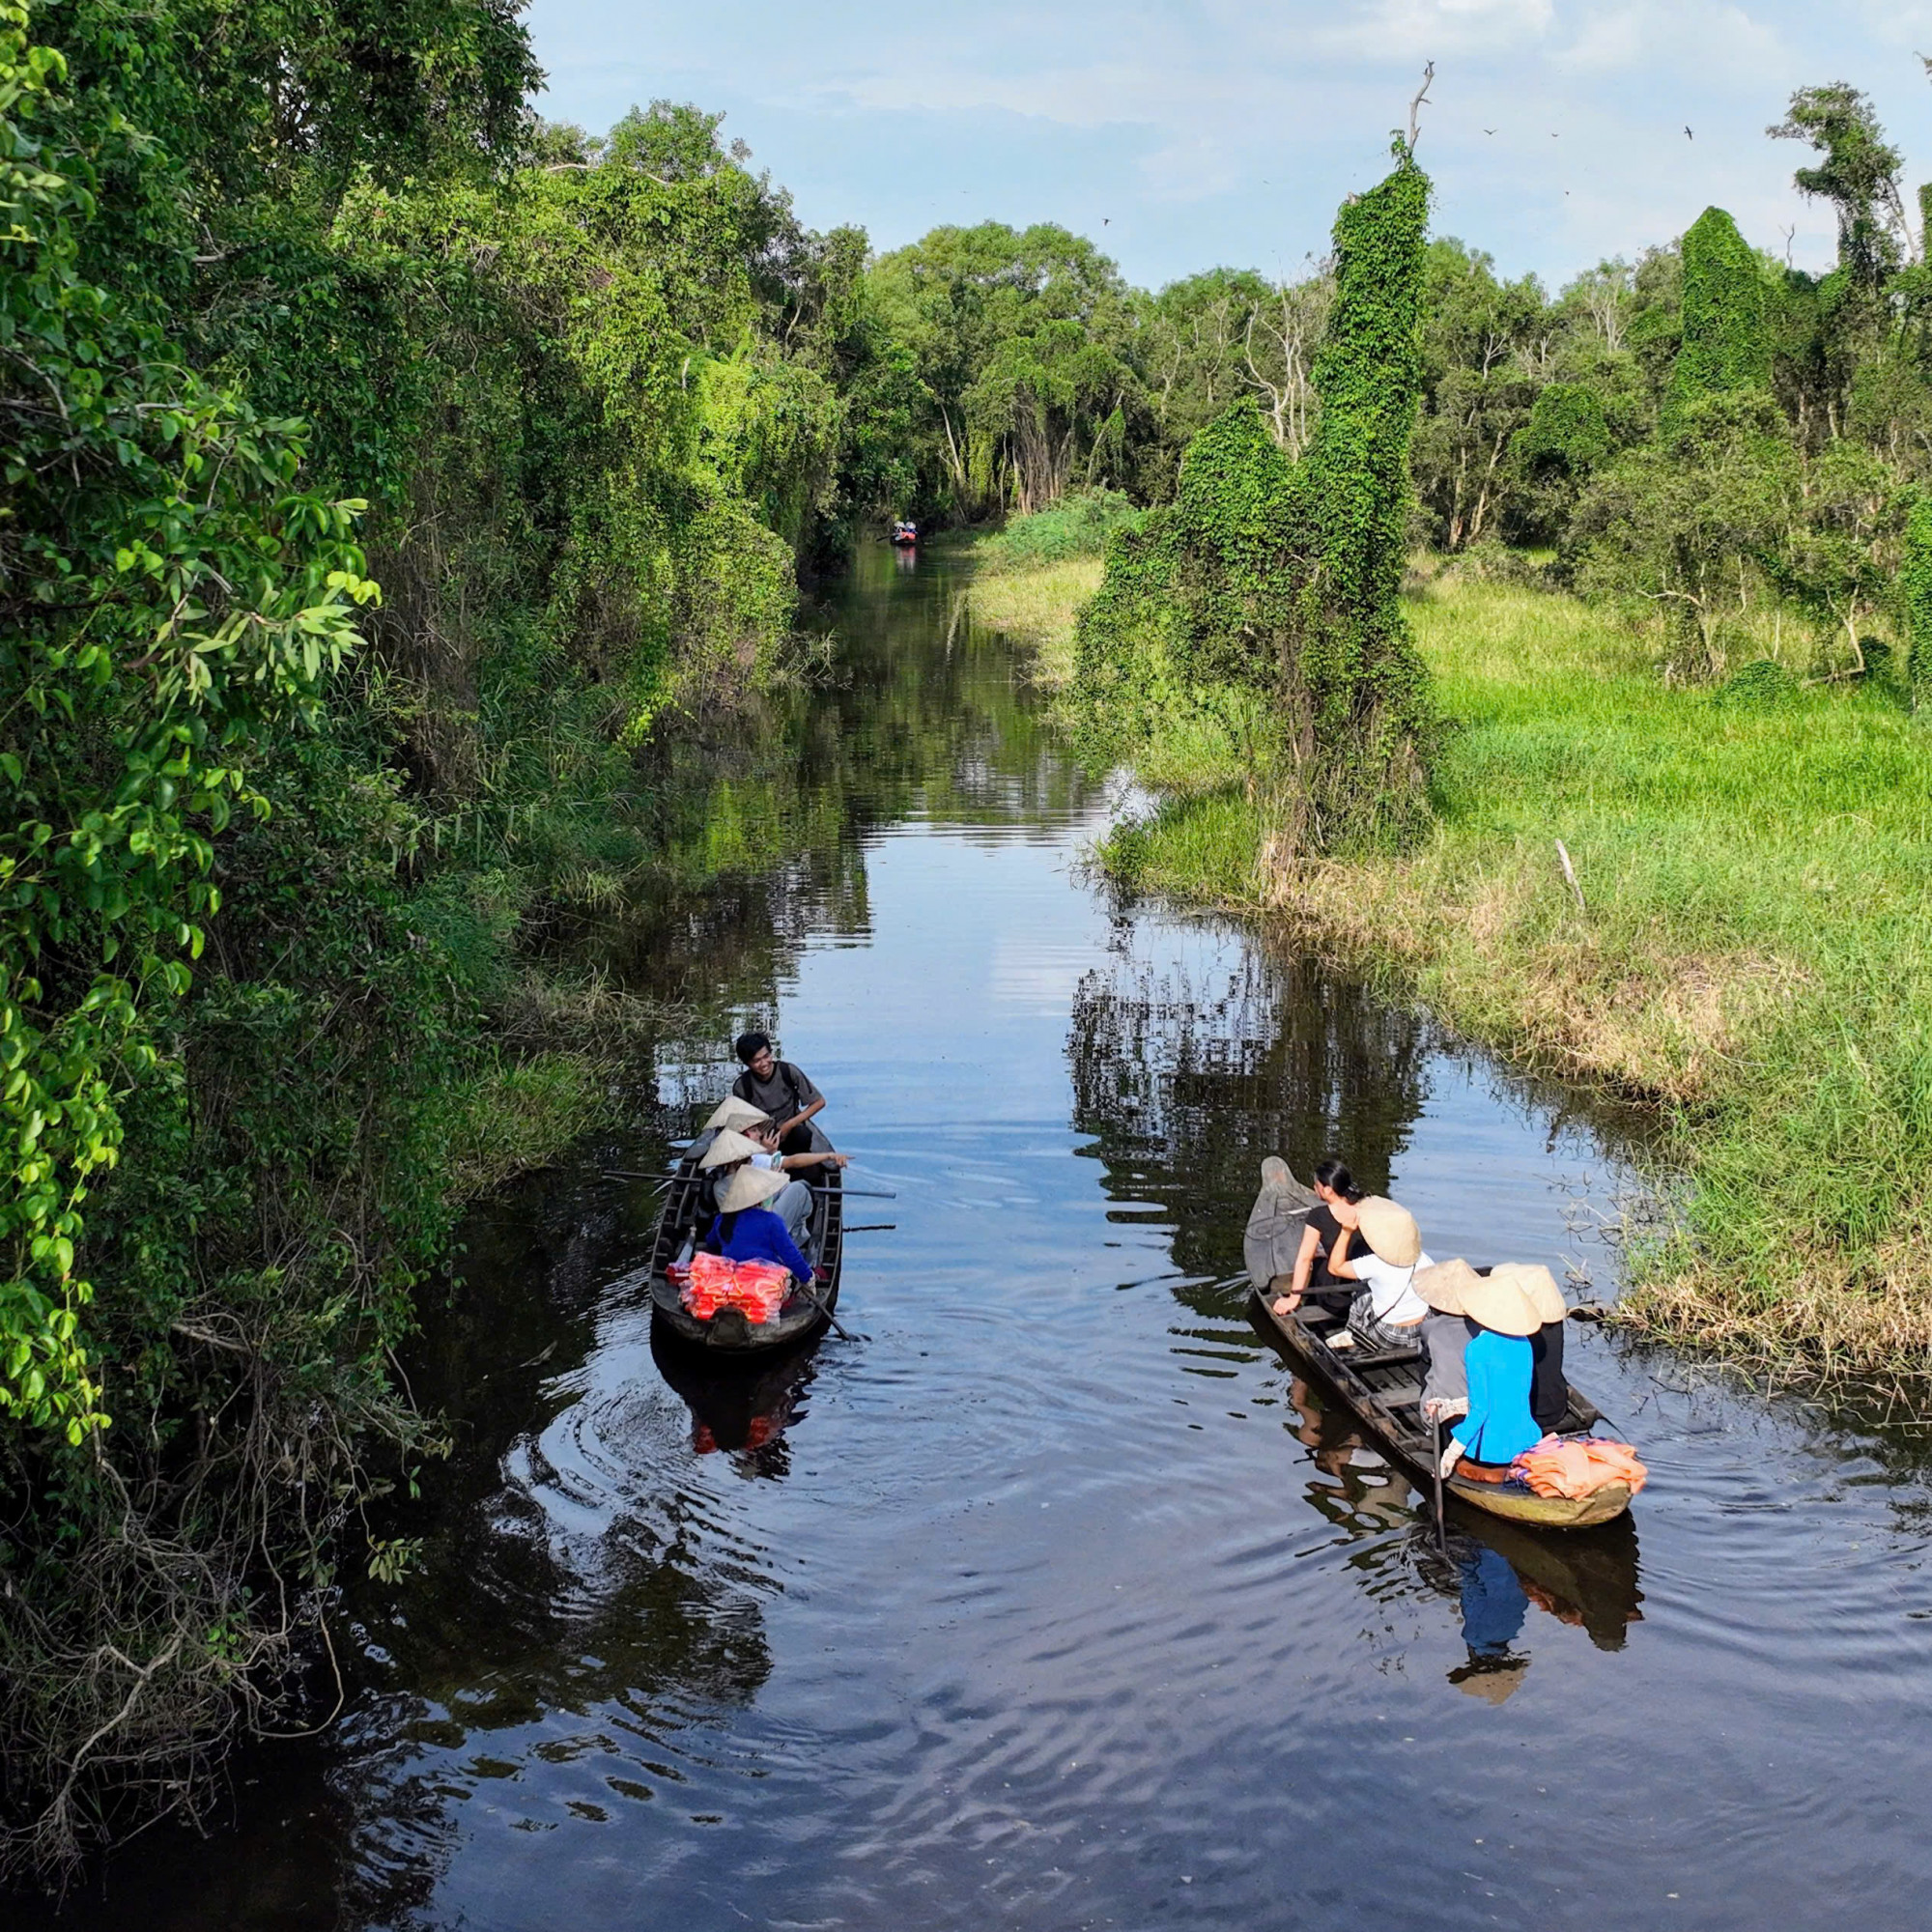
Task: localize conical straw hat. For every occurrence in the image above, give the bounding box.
[1355,1196,1422,1267]
[703,1095,768,1132]
[1489,1262,1566,1326]
[698,1128,763,1171]
[715,1163,789,1213]
[1414,1258,1483,1314]
[1457,1271,1540,1338]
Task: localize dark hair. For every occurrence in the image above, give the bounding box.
[1314,1157,1364,1202]
[734,1030,772,1065]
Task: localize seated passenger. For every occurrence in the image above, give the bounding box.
[742,1119,849,1179]
[731,1031,826,1155]
[1322,1195,1432,1351]
[1270,1157,1367,1320]
[686,1094,770,1175]
[1435,1272,1546,1480]
[1412,1258,1484,1424]
[704,1162,813,1286]
[1488,1262,1570,1435]
[698,1128,818,1247]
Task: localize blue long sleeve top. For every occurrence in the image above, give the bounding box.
[1451,1329,1543,1465]
[707,1207,811,1284]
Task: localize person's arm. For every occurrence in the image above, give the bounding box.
[1272,1222,1324,1313]
[1451,1335,1492,1459]
[777,1067,826,1140]
[770,1218,812,1284]
[779,1150,849,1173]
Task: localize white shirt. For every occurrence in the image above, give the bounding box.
[750,1151,782,1171]
[1350,1248,1433,1326]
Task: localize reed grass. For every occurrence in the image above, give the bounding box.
[964,555,1104,686]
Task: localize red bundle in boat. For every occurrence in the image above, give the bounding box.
[679,1252,790,1324]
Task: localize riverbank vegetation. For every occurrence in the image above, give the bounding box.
[0,0,922,1870]
[974,71,1932,1392]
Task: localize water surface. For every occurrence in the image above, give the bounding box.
[50,542,1932,1930]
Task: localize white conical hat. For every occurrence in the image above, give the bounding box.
[715,1163,789,1213]
[1488,1262,1566,1325]
[698,1129,762,1171]
[703,1095,768,1132]
[1355,1196,1422,1267]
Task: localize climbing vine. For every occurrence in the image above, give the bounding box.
[1071,145,1434,850]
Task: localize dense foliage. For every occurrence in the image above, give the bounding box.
[0,0,916,1869]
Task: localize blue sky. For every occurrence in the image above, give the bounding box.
[526,0,1932,292]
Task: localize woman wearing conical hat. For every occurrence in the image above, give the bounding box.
[698,1125,844,1248]
[1321,1195,1432,1352]
[1413,1266,1545,1479]
[700,1158,814,1287]
[1490,1262,1569,1435]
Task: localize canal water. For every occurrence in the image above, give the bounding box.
[52,544,1932,1928]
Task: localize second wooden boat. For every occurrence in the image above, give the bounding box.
[636,1124,846,1356]
[1250,1287,1634,1530]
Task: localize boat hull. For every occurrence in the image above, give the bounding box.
[1249,1286,1632,1530]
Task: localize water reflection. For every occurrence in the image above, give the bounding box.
[1277,1351,1644,1690]
[649,1323,821,1469]
[1067,931,1433,1301]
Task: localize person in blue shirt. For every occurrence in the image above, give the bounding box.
[705,1162,813,1285]
[1435,1271,1546,1477]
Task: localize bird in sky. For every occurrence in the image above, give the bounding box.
[1483,128,1496,135]
[1686,125,1694,139]
[1102,217,1110,225]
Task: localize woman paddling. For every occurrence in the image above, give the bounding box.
[702,1162,814,1287]
[1269,1157,1367,1321]
[1423,1268,1544,1483]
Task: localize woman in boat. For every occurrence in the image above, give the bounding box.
[1412,1258,1481,1425]
[731,1032,826,1155]
[703,1162,814,1285]
[1435,1271,1545,1481]
[1322,1195,1433,1351]
[1489,1263,1569,1435]
[1268,1157,1366,1321]
[698,1127,831,1246]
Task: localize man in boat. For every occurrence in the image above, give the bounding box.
[731,1032,826,1155]
[1320,1195,1433,1351]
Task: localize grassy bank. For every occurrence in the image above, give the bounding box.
[986,545,1932,1389]
[962,491,1142,683]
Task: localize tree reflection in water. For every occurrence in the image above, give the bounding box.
[1066,928,1434,1303]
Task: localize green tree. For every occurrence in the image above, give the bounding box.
[1410,239,1550,549]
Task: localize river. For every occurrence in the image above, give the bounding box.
[49,541,1932,1929]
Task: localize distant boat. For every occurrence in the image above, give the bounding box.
[890,519,918,547]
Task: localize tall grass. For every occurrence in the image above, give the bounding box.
[1090,564,1932,1388]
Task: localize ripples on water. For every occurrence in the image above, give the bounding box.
[51,545,1932,1931]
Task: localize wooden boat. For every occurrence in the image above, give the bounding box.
[639,1124,846,1356]
[889,519,918,547]
[1249,1287,1634,1529]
